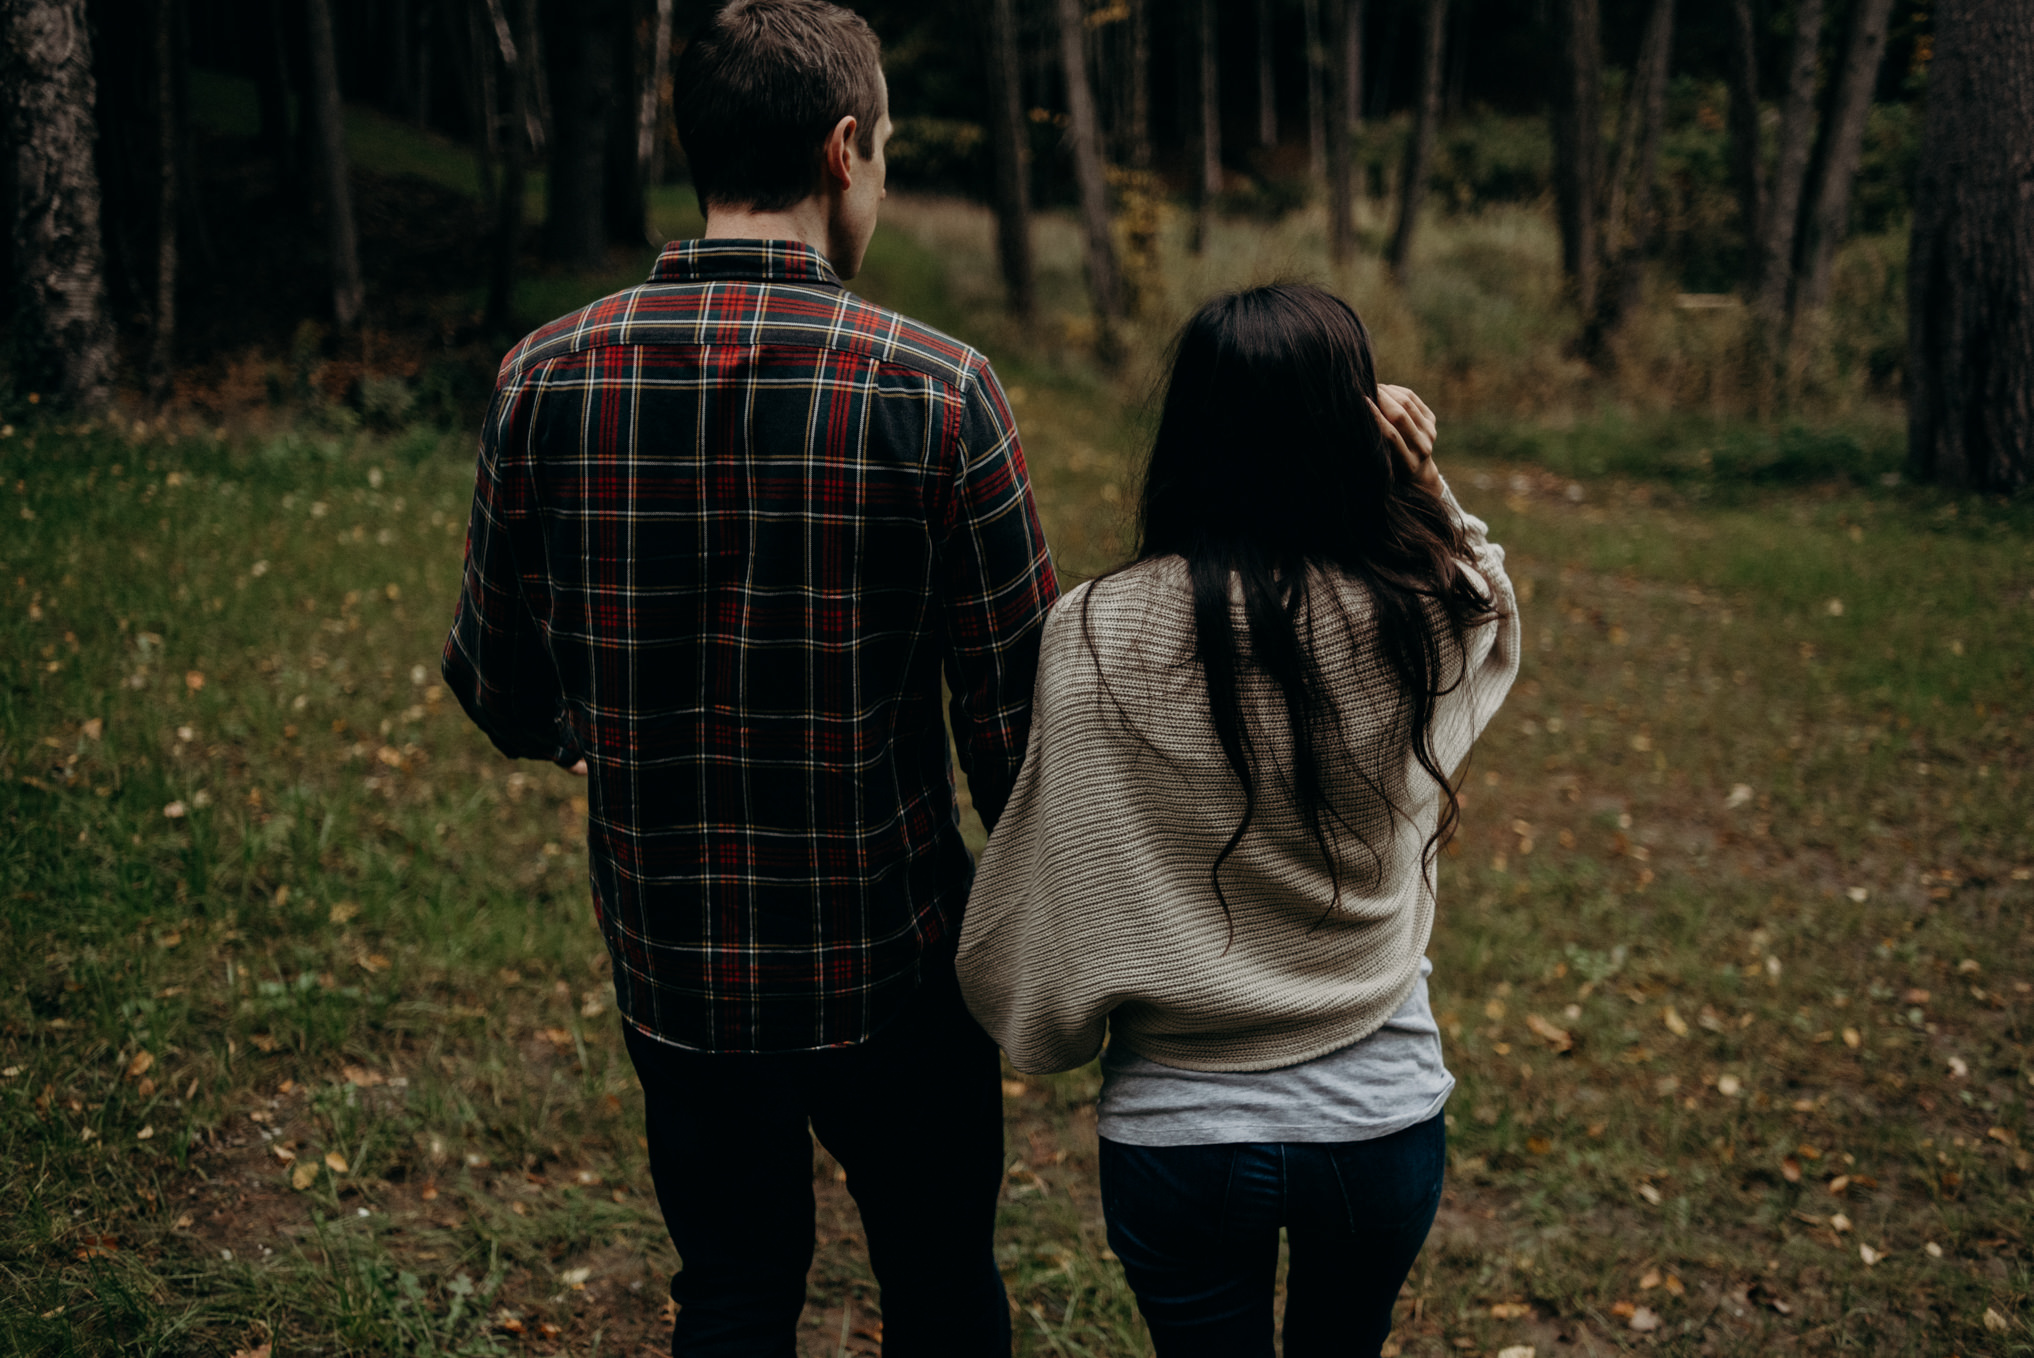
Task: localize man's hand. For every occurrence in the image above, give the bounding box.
[1368,383,1441,496]
[569,759,588,777]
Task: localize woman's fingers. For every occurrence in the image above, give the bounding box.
[1370,393,1443,495]
[1377,383,1437,457]
[1367,396,1419,474]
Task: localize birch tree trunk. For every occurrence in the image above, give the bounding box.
[1,0,116,406]
[1549,0,1602,315]
[1907,0,2034,491]
[1388,0,1446,274]
[1789,0,1895,322]
[1752,0,1824,321]
[982,0,1034,316]
[304,0,364,325]
[1054,0,1121,338]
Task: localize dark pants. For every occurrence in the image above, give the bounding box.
[622,960,1012,1357]
[1098,1113,1446,1357]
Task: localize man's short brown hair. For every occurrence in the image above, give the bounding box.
[674,0,885,214]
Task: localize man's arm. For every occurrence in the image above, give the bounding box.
[441,375,584,769]
[936,364,1060,833]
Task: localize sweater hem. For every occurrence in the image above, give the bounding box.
[1107,966,1426,1073]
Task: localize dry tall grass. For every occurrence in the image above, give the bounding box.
[884,193,1907,427]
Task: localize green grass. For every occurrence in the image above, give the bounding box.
[6,78,2031,1358]
[4,401,2029,1356]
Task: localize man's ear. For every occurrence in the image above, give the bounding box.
[824,114,860,189]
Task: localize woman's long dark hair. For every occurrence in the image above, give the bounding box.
[1084,283,1501,932]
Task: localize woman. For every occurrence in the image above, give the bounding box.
[956,284,1519,1356]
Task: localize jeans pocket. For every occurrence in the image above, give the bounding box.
[1324,1115,1447,1233]
[1101,1140,1245,1268]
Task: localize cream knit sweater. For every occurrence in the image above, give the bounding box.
[957,490,1518,1074]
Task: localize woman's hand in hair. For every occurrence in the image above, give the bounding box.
[1369,384,1442,497]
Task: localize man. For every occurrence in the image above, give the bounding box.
[441,2,1057,1351]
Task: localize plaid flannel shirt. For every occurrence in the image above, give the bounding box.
[443,239,1059,1053]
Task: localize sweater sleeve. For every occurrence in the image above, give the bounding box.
[956,595,1118,1074]
[1433,476,1523,772]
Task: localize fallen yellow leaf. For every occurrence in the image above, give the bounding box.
[324,1151,349,1174]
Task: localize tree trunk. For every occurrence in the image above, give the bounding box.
[258,0,294,171]
[636,0,672,232]
[304,0,363,326]
[1789,0,1894,322]
[471,0,500,210]
[1752,0,1824,321]
[1587,0,1673,350]
[1343,0,1363,137]
[603,0,643,246]
[150,0,177,395]
[1256,0,1276,147]
[1725,0,1764,280]
[1907,0,2034,492]
[1128,0,1150,169]
[1191,0,1219,252]
[444,0,493,205]
[1,0,116,406]
[1602,0,1672,264]
[545,0,615,266]
[1054,0,1121,339]
[1325,0,1354,263]
[1388,0,1446,274]
[1302,0,1326,182]
[388,0,413,117]
[483,0,531,331]
[982,0,1034,317]
[414,0,433,128]
[1549,0,1602,315]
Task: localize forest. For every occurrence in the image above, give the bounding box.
[2,1,2032,1355]
[3,0,2026,495]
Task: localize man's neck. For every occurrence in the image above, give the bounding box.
[702,203,834,267]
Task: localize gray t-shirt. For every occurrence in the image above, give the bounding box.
[1096,957,1454,1146]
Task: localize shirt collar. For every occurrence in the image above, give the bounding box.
[648,238,844,288]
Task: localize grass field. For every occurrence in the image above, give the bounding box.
[4,100,2033,1358]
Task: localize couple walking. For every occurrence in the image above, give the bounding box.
[442,2,1519,1354]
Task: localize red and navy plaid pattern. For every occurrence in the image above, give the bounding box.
[444,239,1059,1053]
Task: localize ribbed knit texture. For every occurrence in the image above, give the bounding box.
[958,490,1518,1074]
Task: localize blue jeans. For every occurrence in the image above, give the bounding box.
[1099,1113,1446,1357]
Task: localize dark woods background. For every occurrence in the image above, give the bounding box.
[10,0,2028,489]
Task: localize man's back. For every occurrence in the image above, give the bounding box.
[444,238,1058,1053]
